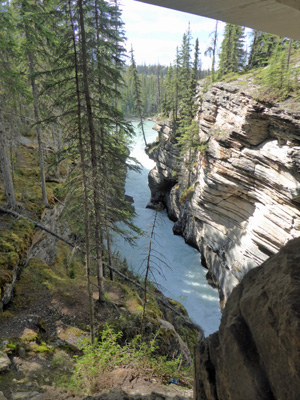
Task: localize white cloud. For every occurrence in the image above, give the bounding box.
[120,0,225,67]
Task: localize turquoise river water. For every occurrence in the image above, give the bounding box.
[116,121,221,336]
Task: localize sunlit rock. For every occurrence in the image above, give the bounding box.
[148,81,300,303]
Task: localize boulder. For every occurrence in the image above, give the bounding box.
[0,351,11,373]
[194,237,300,400]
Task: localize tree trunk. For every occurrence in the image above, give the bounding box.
[69,0,95,343]
[211,20,218,82]
[0,126,17,209]
[26,47,49,207]
[286,38,293,70]
[78,0,105,303]
[141,210,157,334]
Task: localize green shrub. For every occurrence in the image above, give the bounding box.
[68,324,188,394]
[179,185,195,204]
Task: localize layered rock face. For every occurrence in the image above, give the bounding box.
[148,82,300,303]
[194,236,300,400]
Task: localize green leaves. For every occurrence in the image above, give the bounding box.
[218,23,245,78]
[68,324,185,394]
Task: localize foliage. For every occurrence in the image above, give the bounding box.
[218,23,245,78]
[122,64,168,117]
[204,20,219,83]
[179,185,195,204]
[247,31,277,69]
[0,218,34,295]
[68,324,187,394]
[129,47,147,146]
[261,41,299,100]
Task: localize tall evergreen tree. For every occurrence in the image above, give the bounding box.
[17,0,53,206]
[0,1,19,209]
[205,20,218,82]
[247,30,277,69]
[177,38,200,186]
[218,23,245,78]
[129,46,147,146]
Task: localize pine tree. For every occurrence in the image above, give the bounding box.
[17,0,53,207]
[67,0,95,343]
[0,1,19,209]
[247,31,277,69]
[177,24,192,107]
[205,20,218,82]
[129,47,147,146]
[218,23,245,78]
[263,39,294,99]
[177,38,200,186]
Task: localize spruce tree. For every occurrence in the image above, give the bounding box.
[129,46,147,146]
[17,0,53,207]
[177,38,200,186]
[0,1,19,209]
[247,30,277,69]
[263,39,293,99]
[205,20,218,82]
[218,23,245,78]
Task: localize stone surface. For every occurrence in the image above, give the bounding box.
[148,82,300,303]
[86,386,193,399]
[194,236,300,400]
[0,392,8,400]
[0,352,11,373]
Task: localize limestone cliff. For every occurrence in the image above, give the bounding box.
[147,81,300,304]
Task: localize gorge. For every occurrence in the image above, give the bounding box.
[117,121,221,335]
[147,79,300,305]
[146,76,300,399]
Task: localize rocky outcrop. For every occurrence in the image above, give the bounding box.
[194,236,300,400]
[148,82,300,303]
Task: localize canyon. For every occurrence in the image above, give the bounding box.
[147,79,300,305]
[147,78,300,399]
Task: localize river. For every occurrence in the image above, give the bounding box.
[116,121,221,336]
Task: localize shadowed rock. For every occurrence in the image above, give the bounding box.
[194,236,300,400]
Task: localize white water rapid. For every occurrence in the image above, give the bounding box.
[116,121,221,335]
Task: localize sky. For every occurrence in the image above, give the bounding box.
[119,0,226,69]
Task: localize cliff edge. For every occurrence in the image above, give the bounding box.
[147,80,300,304]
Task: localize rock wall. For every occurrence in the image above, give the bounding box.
[147,81,300,304]
[194,236,300,400]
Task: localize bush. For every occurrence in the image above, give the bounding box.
[179,185,195,204]
[68,324,188,394]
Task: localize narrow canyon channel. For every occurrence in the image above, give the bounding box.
[116,121,221,335]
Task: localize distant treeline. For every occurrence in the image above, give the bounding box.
[121,23,300,119]
[121,62,210,118]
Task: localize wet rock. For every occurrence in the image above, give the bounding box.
[146,201,164,211]
[125,195,134,204]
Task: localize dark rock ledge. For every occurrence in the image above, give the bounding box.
[194,236,300,400]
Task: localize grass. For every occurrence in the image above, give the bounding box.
[65,324,192,395]
[0,218,35,296]
[179,185,195,204]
